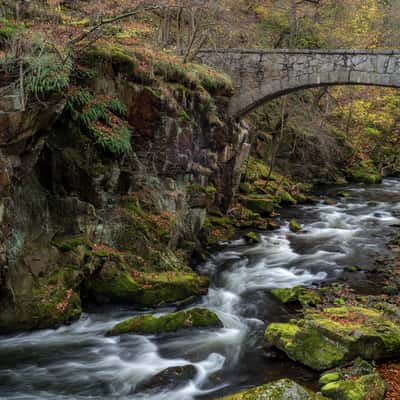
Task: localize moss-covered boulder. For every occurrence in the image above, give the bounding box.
[245,231,261,244]
[321,370,385,400]
[271,287,321,307]
[243,195,275,217]
[87,264,209,306]
[217,378,325,400]
[289,219,302,233]
[346,162,382,185]
[265,306,400,370]
[107,308,222,335]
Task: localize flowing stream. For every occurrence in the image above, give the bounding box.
[1,179,400,400]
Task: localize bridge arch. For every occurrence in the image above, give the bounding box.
[197,49,400,118]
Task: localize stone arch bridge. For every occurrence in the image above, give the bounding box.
[197,49,400,118]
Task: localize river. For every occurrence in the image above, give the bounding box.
[1,179,400,400]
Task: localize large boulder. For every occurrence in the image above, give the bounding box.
[265,306,400,370]
[217,379,325,400]
[87,262,209,307]
[107,308,222,335]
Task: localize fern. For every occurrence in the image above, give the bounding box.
[25,53,72,98]
[66,90,131,155]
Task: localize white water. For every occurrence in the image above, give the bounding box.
[1,179,400,399]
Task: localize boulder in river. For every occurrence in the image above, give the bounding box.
[136,365,197,392]
[265,306,400,370]
[217,378,325,399]
[107,308,222,335]
[86,261,209,306]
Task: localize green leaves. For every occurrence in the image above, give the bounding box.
[66,89,131,155]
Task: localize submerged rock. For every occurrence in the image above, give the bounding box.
[271,286,321,307]
[265,306,400,370]
[136,365,197,392]
[217,378,324,399]
[107,308,222,335]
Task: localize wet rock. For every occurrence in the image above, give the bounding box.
[265,306,400,370]
[244,231,261,244]
[289,219,302,233]
[271,287,321,307]
[217,378,324,399]
[107,308,222,335]
[136,365,197,392]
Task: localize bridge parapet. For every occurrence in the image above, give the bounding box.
[197,49,400,117]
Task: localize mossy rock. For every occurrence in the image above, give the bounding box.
[0,273,82,333]
[265,306,400,370]
[243,195,275,217]
[319,372,341,386]
[217,378,325,400]
[346,162,382,185]
[321,373,385,400]
[87,264,209,306]
[277,191,297,206]
[245,232,261,244]
[271,287,321,307]
[86,262,141,304]
[134,272,209,306]
[107,308,222,335]
[289,219,302,233]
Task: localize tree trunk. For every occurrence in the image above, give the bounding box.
[289,0,297,48]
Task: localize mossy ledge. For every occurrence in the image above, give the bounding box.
[107,308,222,336]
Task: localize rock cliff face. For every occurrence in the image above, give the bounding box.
[0,48,250,332]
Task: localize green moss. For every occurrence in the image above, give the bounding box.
[203,215,235,244]
[289,219,302,233]
[265,322,348,371]
[134,272,209,306]
[319,372,341,386]
[87,263,141,304]
[245,232,261,244]
[0,270,82,333]
[271,287,321,307]
[321,373,385,400]
[265,305,400,371]
[346,161,382,185]
[277,191,297,206]
[243,195,275,216]
[107,308,221,336]
[218,378,324,400]
[87,263,209,306]
[52,235,92,252]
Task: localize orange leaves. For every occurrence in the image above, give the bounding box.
[55,289,73,313]
[378,363,400,400]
